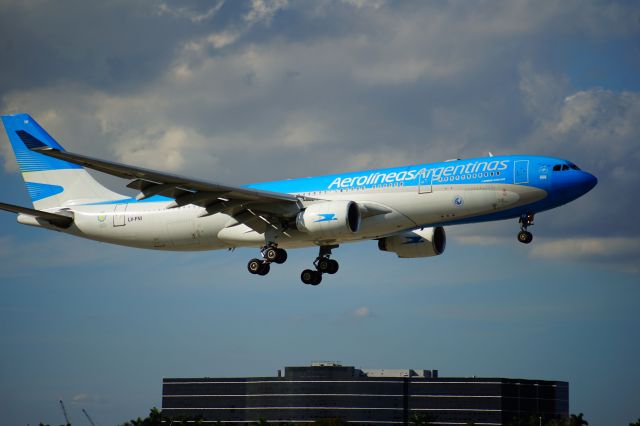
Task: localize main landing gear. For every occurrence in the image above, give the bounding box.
[247,244,288,276]
[517,212,535,244]
[301,245,339,286]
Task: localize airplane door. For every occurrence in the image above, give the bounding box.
[113,204,127,227]
[514,160,529,184]
[419,175,432,194]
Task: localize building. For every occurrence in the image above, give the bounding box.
[162,362,568,425]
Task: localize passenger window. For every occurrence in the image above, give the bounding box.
[553,165,561,171]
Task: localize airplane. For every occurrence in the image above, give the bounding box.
[0,113,597,285]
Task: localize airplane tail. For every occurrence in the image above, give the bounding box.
[1,113,124,210]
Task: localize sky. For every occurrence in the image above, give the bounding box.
[0,0,639,425]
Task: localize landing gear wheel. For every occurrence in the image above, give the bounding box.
[316,258,339,274]
[263,247,287,264]
[274,248,288,264]
[301,269,322,285]
[247,258,262,274]
[326,259,339,274]
[317,258,332,273]
[264,247,279,262]
[517,231,533,244]
[257,262,271,276]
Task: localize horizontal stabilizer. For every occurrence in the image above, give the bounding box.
[0,202,73,228]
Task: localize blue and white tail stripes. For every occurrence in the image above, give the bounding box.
[2,113,81,173]
[1,113,124,210]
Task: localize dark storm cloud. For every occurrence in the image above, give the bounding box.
[0,0,230,97]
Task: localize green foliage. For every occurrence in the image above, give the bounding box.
[569,413,588,426]
[118,407,203,426]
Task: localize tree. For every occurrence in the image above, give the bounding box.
[629,419,640,426]
[569,413,588,426]
[119,407,203,426]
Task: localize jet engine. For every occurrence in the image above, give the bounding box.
[378,227,446,258]
[296,200,361,239]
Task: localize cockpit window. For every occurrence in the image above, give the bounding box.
[553,165,561,171]
[562,164,570,171]
[569,163,580,170]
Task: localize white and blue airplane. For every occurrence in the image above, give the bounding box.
[1,113,597,285]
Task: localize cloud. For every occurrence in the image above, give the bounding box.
[112,126,205,172]
[353,306,371,318]
[70,392,107,405]
[245,0,289,25]
[530,237,639,269]
[454,235,510,246]
[156,1,225,23]
[518,83,640,237]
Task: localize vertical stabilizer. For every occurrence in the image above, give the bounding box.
[1,113,124,209]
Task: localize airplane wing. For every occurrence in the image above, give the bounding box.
[21,134,311,232]
[0,202,73,228]
[20,131,390,234]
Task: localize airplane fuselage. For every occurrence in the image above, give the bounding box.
[42,155,594,251]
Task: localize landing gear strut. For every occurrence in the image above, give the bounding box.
[247,244,287,276]
[301,245,339,286]
[517,213,534,244]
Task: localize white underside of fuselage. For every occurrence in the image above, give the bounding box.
[52,183,546,252]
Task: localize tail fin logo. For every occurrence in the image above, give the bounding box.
[1,114,80,173]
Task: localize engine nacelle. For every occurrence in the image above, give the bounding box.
[378,227,446,258]
[296,200,361,240]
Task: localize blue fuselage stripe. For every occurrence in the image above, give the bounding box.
[244,156,550,194]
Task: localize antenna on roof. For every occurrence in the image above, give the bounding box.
[488,152,494,157]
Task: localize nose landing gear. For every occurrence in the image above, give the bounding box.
[517,213,534,244]
[301,245,340,286]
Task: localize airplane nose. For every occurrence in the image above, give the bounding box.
[552,170,597,203]
[581,171,598,194]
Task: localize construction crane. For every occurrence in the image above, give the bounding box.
[59,400,71,426]
[82,408,97,426]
